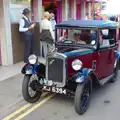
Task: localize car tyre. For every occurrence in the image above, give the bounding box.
[74,76,92,115]
[22,75,42,103]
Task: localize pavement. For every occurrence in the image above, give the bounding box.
[0,62,24,82]
[0,57,46,82]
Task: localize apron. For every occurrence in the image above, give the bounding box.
[40,30,54,44]
[40,30,54,57]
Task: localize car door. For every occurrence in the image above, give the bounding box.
[96,48,115,79]
[93,29,116,79]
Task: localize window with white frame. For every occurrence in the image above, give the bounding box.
[11,0,31,4]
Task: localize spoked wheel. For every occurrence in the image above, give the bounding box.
[74,76,92,115]
[110,61,119,83]
[22,75,42,103]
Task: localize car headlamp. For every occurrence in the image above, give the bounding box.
[72,59,82,71]
[28,54,37,64]
[47,80,53,86]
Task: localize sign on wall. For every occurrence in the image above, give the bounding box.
[10,1,30,23]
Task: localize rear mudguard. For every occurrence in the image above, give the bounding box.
[21,63,45,77]
[115,52,120,69]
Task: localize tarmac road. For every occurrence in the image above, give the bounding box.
[1,72,120,120]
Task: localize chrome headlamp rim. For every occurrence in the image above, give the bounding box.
[28,54,38,64]
[72,59,82,71]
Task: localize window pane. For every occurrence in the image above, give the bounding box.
[100,29,116,48]
[11,0,30,4]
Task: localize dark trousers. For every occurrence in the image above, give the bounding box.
[23,34,34,63]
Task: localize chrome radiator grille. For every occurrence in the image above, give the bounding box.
[47,58,63,83]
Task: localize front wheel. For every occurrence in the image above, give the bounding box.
[74,76,92,115]
[22,75,42,103]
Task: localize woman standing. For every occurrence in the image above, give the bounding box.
[40,12,54,58]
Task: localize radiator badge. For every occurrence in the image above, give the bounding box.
[49,60,55,65]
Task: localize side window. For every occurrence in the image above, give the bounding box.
[100,29,116,48]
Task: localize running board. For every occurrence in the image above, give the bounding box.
[99,74,114,86]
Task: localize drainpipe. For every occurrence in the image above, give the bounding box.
[62,0,68,21]
[37,0,42,56]
[72,0,76,20]
[0,0,13,65]
[37,0,42,22]
[81,1,86,20]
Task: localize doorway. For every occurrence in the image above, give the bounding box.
[42,0,62,23]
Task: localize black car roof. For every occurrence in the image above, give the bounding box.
[56,20,118,28]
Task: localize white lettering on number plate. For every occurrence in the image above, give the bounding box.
[43,86,66,94]
[52,87,66,94]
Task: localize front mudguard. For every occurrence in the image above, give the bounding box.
[21,63,46,78]
[21,64,33,75]
[72,68,92,84]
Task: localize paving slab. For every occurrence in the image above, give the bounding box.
[0,57,46,82]
[0,62,24,82]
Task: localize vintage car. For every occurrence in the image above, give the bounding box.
[21,20,120,115]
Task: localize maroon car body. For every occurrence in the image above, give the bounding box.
[22,20,120,115]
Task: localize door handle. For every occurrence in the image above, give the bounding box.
[98,52,100,56]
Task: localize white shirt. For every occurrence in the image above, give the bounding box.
[19,16,29,32]
[40,18,54,39]
[50,19,56,31]
[85,16,88,20]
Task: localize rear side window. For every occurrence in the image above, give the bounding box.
[99,29,116,48]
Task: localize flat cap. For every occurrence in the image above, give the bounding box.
[22,8,31,15]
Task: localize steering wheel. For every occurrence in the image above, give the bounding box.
[62,39,73,44]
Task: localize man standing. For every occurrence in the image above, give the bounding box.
[50,13,56,31]
[19,8,35,63]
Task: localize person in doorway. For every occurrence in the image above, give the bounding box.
[50,13,56,31]
[40,12,55,58]
[94,13,102,20]
[85,13,89,20]
[19,8,36,63]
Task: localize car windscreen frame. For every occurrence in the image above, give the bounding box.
[55,26,99,50]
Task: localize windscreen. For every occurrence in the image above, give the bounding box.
[56,28,97,47]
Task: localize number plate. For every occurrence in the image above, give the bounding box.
[43,86,67,95]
